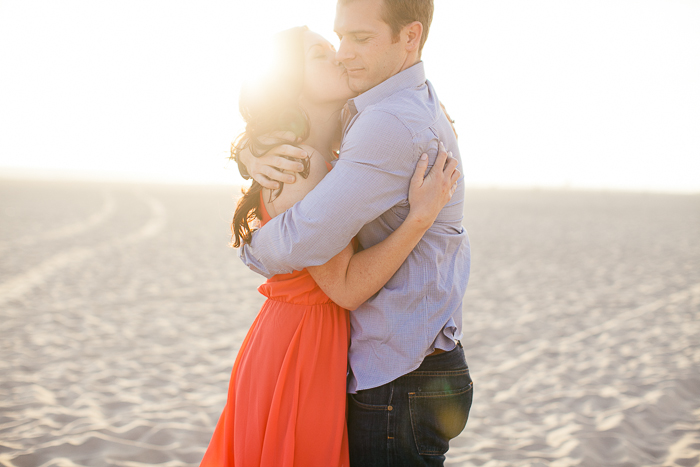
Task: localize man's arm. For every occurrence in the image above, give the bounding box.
[239,111,417,277]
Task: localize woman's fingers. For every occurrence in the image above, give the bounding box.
[433,142,449,172]
[436,146,460,199]
[422,142,449,186]
[437,145,460,196]
[411,153,429,188]
[444,152,459,175]
[413,142,459,196]
[406,142,462,229]
[450,168,461,185]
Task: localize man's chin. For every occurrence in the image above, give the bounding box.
[348,79,369,94]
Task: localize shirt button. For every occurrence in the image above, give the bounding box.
[387,406,393,411]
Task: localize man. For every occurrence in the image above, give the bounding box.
[237,0,472,464]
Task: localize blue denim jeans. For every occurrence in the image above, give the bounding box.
[347,344,473,466]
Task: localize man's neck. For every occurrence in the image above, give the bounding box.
[398,53,421,74]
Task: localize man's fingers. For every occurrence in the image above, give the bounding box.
[260,131,298,145]
[267,155,305,173]
[259,165,296,184]
[269,130,298,143]
[266,144,308,161]
[252,173,280,190]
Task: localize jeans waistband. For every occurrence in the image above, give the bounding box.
[413,343,468,373]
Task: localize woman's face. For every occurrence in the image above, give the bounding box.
[301,31,356,106]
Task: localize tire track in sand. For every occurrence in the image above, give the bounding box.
[0,191,166,307]
[0,190,116,253]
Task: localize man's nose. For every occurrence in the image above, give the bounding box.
[335,38,352,63]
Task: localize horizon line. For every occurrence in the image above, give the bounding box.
[1,166,698,196]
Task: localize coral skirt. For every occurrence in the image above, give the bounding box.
[200,266,351,467]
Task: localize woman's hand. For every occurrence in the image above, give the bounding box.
[236,131,309,189]
[407,142,460,230]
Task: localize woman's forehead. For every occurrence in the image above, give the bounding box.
[304,31,332,49]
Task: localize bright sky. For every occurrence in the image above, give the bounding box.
[1,0,698,192]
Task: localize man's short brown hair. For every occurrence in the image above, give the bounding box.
[339,0,434,54]
[381,0,434,54]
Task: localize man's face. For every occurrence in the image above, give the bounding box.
[334,0,407,94]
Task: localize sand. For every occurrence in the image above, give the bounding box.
[0,179,698,467]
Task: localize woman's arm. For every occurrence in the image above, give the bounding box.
[307,143,459,310]
[264,143,458,310]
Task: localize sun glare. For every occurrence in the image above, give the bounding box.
[236,34,279,107]
[0,0,698,191]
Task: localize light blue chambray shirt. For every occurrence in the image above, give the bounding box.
[239,62,471,393]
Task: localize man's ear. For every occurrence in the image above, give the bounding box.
[402,21,423,52]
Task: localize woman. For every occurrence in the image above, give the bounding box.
[201,27,459,467]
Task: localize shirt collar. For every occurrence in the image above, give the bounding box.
[347,61,426,115]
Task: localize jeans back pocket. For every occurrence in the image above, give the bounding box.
[408,377,473,456]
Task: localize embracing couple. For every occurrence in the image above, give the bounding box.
[201,0,472,465]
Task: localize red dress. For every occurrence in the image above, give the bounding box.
[201,182,351,466]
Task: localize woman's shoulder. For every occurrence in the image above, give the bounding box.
[299,145,336,172]
[297,145,328,163]
[263,145,331,217]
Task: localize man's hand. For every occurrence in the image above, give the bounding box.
[236,131,309,189]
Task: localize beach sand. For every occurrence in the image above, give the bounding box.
[0,179,698,467]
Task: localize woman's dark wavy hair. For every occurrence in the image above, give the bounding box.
[231,26,312,248]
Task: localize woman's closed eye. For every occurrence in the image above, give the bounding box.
[309,43,334,60]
